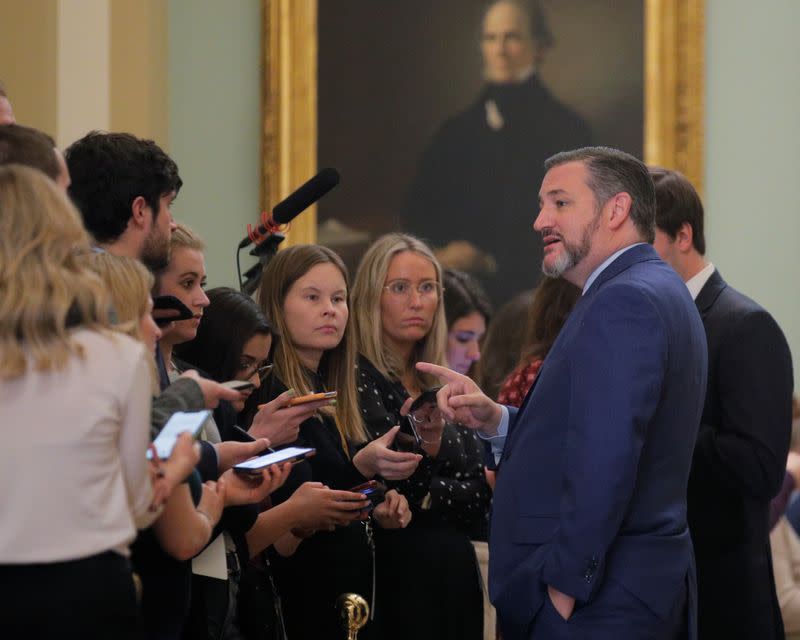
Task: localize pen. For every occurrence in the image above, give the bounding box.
[232,425,276,453]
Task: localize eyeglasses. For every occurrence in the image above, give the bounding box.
[383,279,443,300]
[237,362,273,381]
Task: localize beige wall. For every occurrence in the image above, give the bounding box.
[0,0,58,136]
[0,0,167,147]
[110,0,168,146]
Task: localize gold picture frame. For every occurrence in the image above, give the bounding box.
[262,0,704,246]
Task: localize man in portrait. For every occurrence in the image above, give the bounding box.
[404,0,591,304]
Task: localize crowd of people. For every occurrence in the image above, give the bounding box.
[0,73,797,640]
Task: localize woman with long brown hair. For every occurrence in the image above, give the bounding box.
[242,244,418,639]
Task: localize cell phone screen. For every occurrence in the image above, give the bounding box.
[148,410,210,459]
[233,447,315,473]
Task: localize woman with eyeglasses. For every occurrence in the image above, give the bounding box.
[351,233,485,640]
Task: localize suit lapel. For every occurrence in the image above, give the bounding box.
[694,269,727,316]
[501,245,660,460]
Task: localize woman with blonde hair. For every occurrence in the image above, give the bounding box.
[351,232,485,640]
[0,165,155,637]
[242,243,418,639]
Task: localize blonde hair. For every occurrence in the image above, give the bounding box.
[351,233,447,390]
[258,244,367,445]
[0,164,110,380]
[83,253,154,342]
[82,253,158,391]
[170,223,205,252]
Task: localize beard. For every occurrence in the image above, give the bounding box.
[141,226,171,272]
[541,212,600,278]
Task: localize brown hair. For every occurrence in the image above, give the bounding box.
[650,166,706,255]
[0,124,59,180]
[476,278,580,399]
[258,244,366,444]
[520,277,581,363]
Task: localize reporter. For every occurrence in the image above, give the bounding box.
[442,268,492,378]
[0,165,153,638]
[242,244,416,638]
[351,233,487,640]
[83,250,227,639]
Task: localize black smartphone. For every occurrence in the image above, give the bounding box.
[348,480,386,512]
[220,380,256,392]
[152,295,195,326]
[409,387,441,414]
[393,387,442,452]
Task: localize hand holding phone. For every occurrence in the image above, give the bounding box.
[286,391,337,407]
[348,480,386,512]
[148,410,210,460]
[233,446,316,474]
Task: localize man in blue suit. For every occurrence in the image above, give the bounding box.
[419,147,708,639]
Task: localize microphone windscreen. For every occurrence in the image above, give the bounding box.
[272,168,340,225]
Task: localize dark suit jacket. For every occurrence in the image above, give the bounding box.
[689,270,793,638]
[488,245,708,639]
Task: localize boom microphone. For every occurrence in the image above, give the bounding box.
[238,168,340,249]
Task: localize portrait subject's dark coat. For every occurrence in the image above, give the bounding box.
[404,74,591,304]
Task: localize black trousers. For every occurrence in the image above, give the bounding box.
[0,550,142,639]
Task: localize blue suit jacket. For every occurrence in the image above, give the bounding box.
[489,244,708,637]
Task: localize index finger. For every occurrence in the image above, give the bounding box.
[415,361,465,384]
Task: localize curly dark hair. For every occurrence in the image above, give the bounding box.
[65,131,182,244]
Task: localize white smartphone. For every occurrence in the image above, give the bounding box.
[147,410,211,460]
[233,447,316,474]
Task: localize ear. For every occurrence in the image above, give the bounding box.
[129,196,151,232]
[606,192,632,230]
[675,222,694,253]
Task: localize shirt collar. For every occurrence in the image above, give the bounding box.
[582,243,645,295]
[685,262,715,300]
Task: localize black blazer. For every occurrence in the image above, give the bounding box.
[688,270,793,638]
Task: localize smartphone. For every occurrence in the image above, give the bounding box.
[409,387,441,414]
[233,446,316,474]
[152,295,195,327]
[220,380,256,392]
[394,417,421,453]
[286,391,337,407]
[348,480,386,512]
[394,387,442,453]
[148,410,211,459]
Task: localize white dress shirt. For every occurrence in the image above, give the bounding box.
[685,262,715,300]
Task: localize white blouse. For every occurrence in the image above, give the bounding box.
[0,329,154,562]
